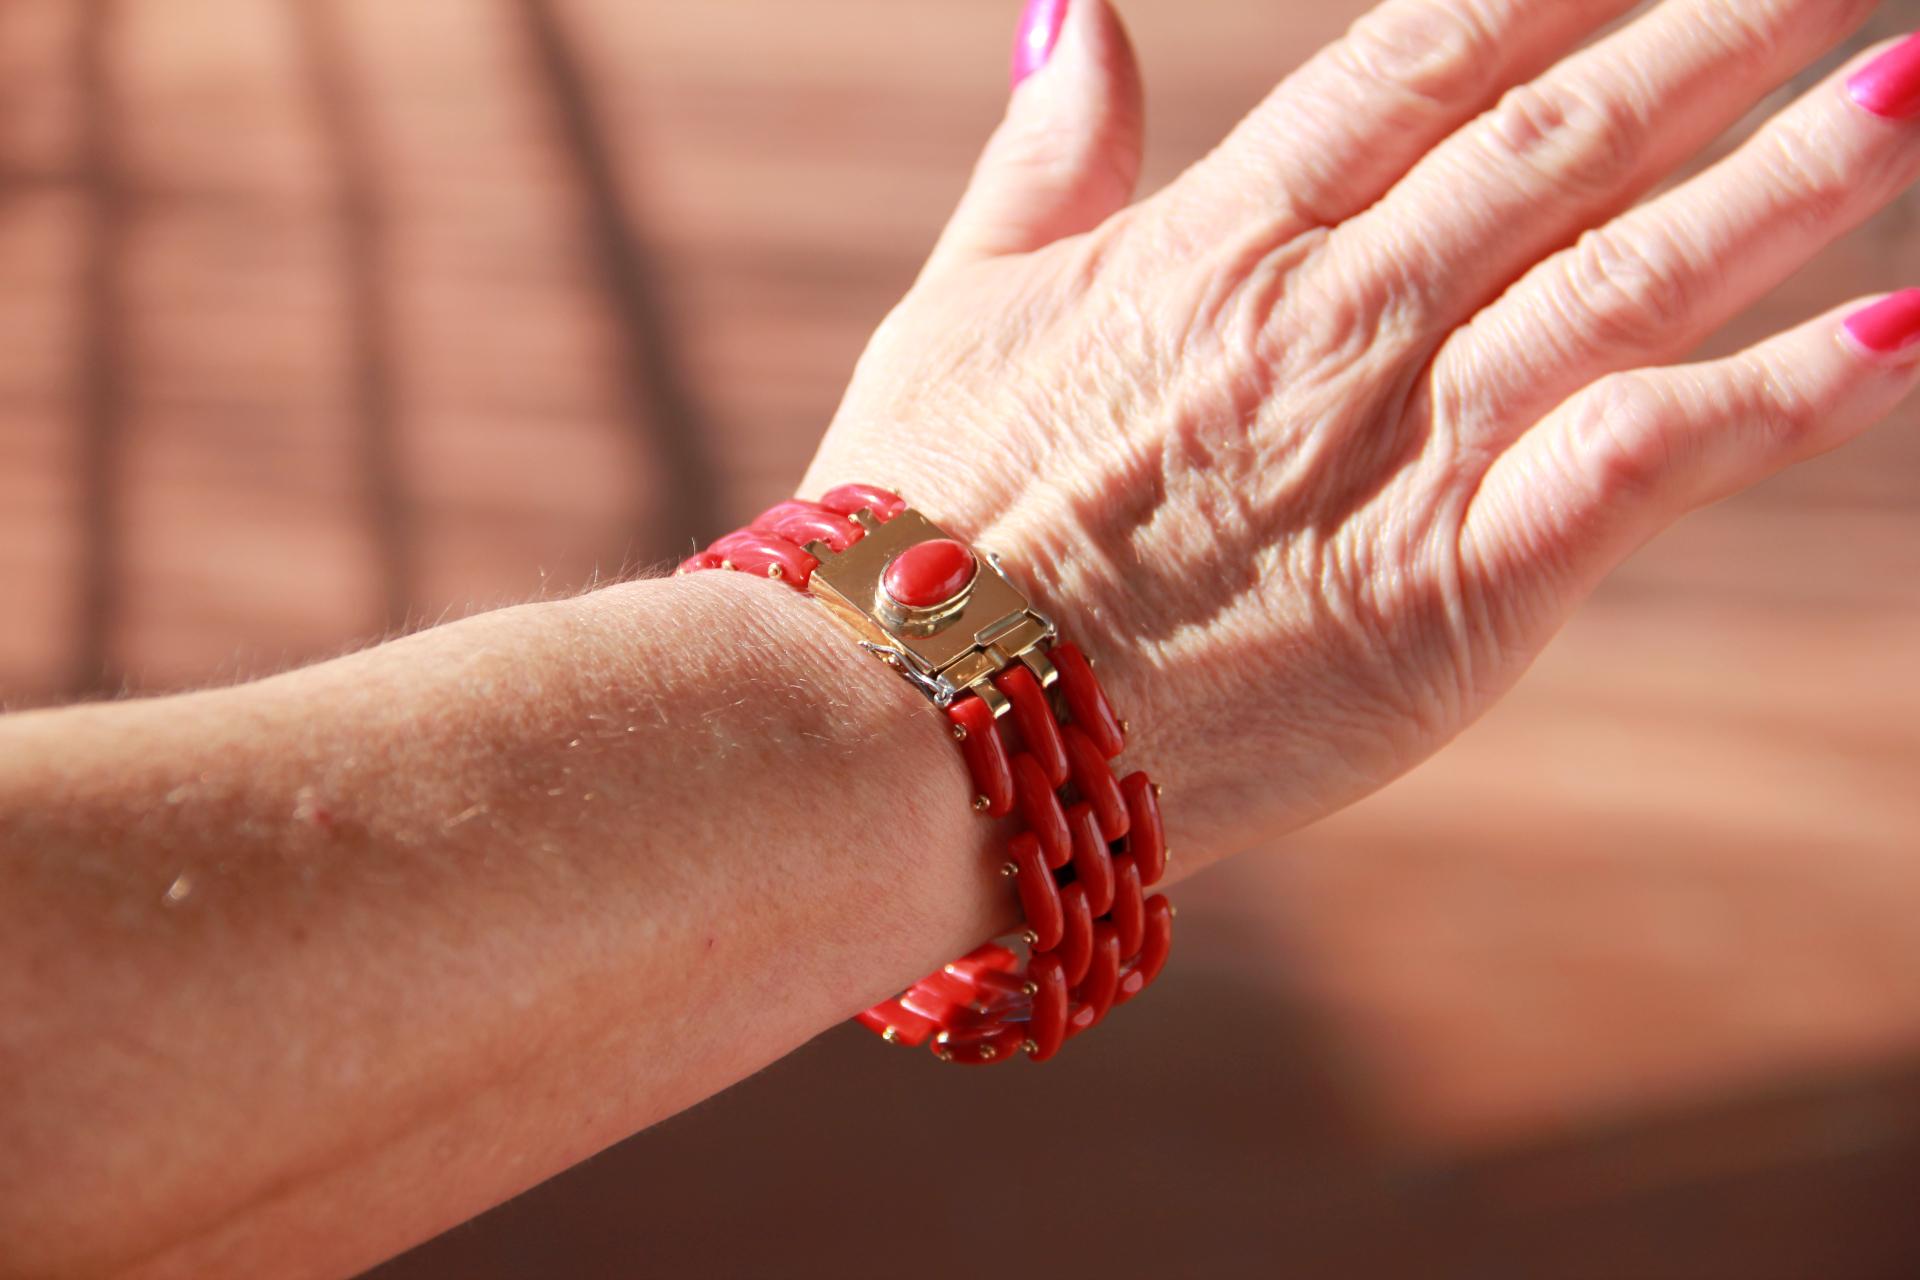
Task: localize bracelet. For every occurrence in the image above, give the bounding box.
[679,484,1171,1064]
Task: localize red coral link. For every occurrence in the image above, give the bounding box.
[856,998,939,1048]
[969,966,1031,1012]
[1012,752,1071,868]
[1066,800,1115,917]
[920,967,979,1007]
[950,941,1020,978]
[994,664,1068,787]
[898,980,968,1027]
[1116,895,1173,1004]
[946,695,1013,818]
[1067,923,1123,1036]
[706,530,818,588]
[1063,724,1129,841]
[1008,831,1064,951]
[1119,771,1166,886]
[935,943,1021,1012]
[945,1001,1024,1033]
[1055,882,1094,986]
[1050,642,1125,758]
[1109,855,1146,958]
[751,499,865,553]
[936,1019,1025,1065]
[1026,952,1070,1062]
[818,483,905,522]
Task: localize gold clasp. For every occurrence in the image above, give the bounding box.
[804,506,1054,711]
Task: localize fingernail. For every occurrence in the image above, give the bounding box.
[1847,32,1920,120]
[1843,289,1920,357]
[1011,0,1068,90]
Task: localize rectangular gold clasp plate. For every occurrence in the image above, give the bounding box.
[804,506,1053,707]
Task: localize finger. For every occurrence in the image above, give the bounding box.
[1464,295,1920,616]
[1440,31,1920,448]
[1167,0,1640,246]
[1332,0,1876,332]
[922,0,1143,277]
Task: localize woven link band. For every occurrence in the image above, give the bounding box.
[680,485,1172,1064]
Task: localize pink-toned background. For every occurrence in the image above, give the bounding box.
[4,2,1919,1274]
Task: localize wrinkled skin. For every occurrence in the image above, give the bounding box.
[805,0,1920,860]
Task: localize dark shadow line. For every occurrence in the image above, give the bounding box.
[514,0,724,559]
[72,0,123,699]
[292,0,414,631]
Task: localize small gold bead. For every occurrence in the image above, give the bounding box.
[978,1045,996,1061]
[881,1027,901,1044]
[766,563,783,579]
[719,559,735,571]
[935,1049,954,1062]
[1000,861,1018,878]
[1152,782,1163,798]
[951,723,968,741]
[1023,1039,1040,1056]
[973,795,991,812]
[1020,928,1040,946]
[1168,904,1179,919]
[1021,981,1039,997]
[1120,719,1131,734]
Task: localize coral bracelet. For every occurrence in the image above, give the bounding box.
[679,484,1172,1064]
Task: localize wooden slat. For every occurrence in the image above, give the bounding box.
[108,0,378,690]
[0,2,86,703]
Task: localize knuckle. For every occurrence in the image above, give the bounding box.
[1286,230,1429,366]
[1562,372,1679,504]
[1732,351,1827,456]
[1693,0,1792,84]
[1561,223,1696,344]
[1339,0,1497,110]
[1759,113,1857,230]
[1484,78,1646,198]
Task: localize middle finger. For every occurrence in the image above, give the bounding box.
[1327,0,1877,332]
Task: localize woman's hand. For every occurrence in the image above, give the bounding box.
[803,0,1920,861]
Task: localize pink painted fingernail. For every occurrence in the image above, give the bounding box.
[1843,290,1920,357]
[1848,32,1920,120]
[1011,0,1067,90]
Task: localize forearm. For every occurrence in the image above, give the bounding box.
[0,571,1006,1278]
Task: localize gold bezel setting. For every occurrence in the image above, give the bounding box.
[873,546,978,635]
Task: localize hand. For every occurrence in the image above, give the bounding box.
[803,0,1920,860]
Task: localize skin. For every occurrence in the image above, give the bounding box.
[4,0,1919,1274]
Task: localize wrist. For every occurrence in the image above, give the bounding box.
[559,571,1021,1008]
[677,484,1174,1060]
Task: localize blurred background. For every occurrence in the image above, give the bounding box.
[3,0,1919,1275]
